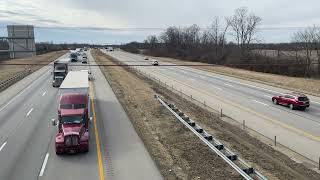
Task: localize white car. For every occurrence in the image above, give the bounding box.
[82,55,88,63]
[152,60,159,66]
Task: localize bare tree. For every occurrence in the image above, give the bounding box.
[144,35,158,50]
[227,7,262,54]
[292,25,319,77]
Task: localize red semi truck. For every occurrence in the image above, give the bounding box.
[52,71,92,155]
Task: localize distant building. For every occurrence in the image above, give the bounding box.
[7,25,36,59]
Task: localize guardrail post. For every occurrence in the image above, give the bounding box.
[243,120,245,130]
[204,101,206,106]
[319,157,320,170]
[274,136,277,147]
[220,109,223,117]
[190,95,193,99]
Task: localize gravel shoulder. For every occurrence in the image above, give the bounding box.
[93,50,320,180]
[149,55,320,96]
[0,51,66,82]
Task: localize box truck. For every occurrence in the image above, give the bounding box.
[52,58,69,87]
[52,71,92,154]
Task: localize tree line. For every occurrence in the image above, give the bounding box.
[122,7,320,78]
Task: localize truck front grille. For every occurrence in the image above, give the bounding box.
[65,135,79,146]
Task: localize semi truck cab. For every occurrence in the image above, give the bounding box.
[53,107,90,154]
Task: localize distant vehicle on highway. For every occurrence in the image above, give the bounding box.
[144,57,149,60]
[52,59,69,87]
[70,52,78,62]
[152,60,159,66]
[105,47,114,51]
[52,71,92,155]
[272,92,310,110]
[82,54,88,64]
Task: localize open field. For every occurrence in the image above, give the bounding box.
[0,51,66,83]
[93,49,320,180]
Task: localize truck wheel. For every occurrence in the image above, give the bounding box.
[56,151,62,155]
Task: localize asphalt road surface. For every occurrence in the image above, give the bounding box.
[104,49,320,163]
[0,51,162,180]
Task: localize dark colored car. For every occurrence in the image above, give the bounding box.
[272,93,310,110]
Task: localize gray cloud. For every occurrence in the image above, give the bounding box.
[2,0,320,43]
[0,9,62,25]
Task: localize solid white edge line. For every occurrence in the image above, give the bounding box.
[26,108,34,117]
[252,100,269,106]
[0,141,7,152]
[224,83,233,87]
[39,153,49,177]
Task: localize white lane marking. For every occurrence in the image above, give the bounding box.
[212,86,222,91]
[224,83,233,87]
[313,101,320,105]
[188,78,195,81]
[39,153,50,177]
[264,94,272,98]
[252,100,269,106]
[42,91,47,96]
[0,71,50,112]
[0,141,7,152]
[199,75,206,79]
[26,108,34,117]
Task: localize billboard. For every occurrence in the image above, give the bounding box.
[7,25,36,59]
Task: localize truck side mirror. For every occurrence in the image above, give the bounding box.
[51,119,57,126]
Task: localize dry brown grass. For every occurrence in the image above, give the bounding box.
[0,51,66,82]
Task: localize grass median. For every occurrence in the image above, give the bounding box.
[92,49,320,180]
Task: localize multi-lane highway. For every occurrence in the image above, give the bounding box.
[0,51,162,180]
[104,50,320,163]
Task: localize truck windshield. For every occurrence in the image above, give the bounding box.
[74,104,86,109]
[55,65,66,70]
[62,116,83,124]
[60,104,72,109]
[60,104,86,109]
[54,72,65,77]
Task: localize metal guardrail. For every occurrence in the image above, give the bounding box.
[155,95,268,180]
[0,69,31,92]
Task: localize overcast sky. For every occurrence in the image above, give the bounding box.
[1,0,319,44]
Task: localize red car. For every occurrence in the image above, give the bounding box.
[272,93,310,110]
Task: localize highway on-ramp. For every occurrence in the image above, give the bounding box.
[0,50,162,180]
[104,50,320,163]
